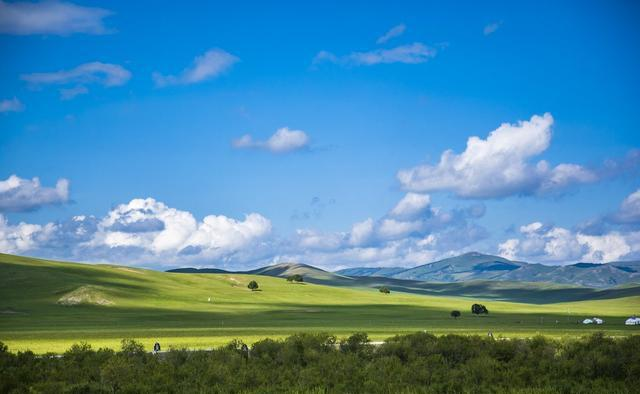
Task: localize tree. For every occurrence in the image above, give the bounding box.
[451,310,461,319]
[248,280,259,291]
[286,274,304,283]
[379,286,390,294]
[471,303,489,316]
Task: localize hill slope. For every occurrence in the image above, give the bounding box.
[2,253,640,354]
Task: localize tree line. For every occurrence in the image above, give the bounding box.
[1,332,638,393]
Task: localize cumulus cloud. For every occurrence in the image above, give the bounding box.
[0,175,70,212]
[389,192,431,220]
[289,192,488,268]
[0,214,56,254]
[90,198,271,258]
[398,113,600,198]
[0,0,112,35]
[0,97,25,113]
[483,21,502,36]
[233,127,310,153]
[0,197,272,267]
[153,49,239,87]
[376,23,406,44]
[313,43,437,66]
[498,220,636,263]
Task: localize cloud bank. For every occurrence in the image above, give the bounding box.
[0,197,271,267]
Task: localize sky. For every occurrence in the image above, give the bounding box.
[1,0,639,270]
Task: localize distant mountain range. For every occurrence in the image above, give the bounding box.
[169,252,640,289]
[167,255,640,303]
[336,252,640,288]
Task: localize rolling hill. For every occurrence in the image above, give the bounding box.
[336,252,640,288]
[2,252,640,354]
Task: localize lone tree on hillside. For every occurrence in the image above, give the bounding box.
[286,274,304,283]
[451,310,461,319]
[471,303,489,316]
[248,280,259,291]
[379,286,391,294]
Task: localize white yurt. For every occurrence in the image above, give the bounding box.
[582,318,593,324]
[593,317,604,325]
[625,316,640,325]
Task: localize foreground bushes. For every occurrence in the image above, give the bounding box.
[1,332,639,393]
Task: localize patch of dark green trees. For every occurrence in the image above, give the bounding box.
[1,332,638,393]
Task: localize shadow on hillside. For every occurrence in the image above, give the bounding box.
[301,276,640,304]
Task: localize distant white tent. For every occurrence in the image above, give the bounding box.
[593,317,604,325]
[582,318,593,324]
[582,317,604,325]
[625,316,640,326]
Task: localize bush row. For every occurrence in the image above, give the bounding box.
[1,332,639,393]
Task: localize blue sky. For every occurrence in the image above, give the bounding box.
[1,0,639,270]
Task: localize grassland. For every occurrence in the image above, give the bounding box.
[1,253,639,354]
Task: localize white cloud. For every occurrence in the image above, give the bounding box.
[389,192,431,219]
[0,214,56,254]
[233,127,310,153]
[0,0,112,35]
[613,189,640,224]
[398,113,599,198]
[287,193,487,269]
[499,221,635,263]
[376,23,406,44]
[0,197,273,267]
[0,97,25,113]
[21,62,131,98]
[89,198,271,259]
[577,232,631,263]
[0,190,490,270]
[314,43,437,66]
[483,21,502,36]
[377,218,423,240]
[0,175,69,212]
[153,49,239,87]
[348,218,375,246]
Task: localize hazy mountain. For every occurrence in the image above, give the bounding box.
[335,267,407,277]
[336,252,640,288]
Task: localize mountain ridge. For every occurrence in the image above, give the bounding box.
[167,252,640,289]
[335,252,640,288]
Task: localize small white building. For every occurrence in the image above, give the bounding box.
[582,318,593,324]
[582,317,604,325]
[593,317,604,325]
[625,316,640,326]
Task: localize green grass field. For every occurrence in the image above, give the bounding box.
[1,253,639,354]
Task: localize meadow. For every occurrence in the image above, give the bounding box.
[1,253,639,354]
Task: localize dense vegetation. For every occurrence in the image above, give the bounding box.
[1,332,638,393]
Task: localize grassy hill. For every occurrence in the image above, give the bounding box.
[1,253,639,354]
